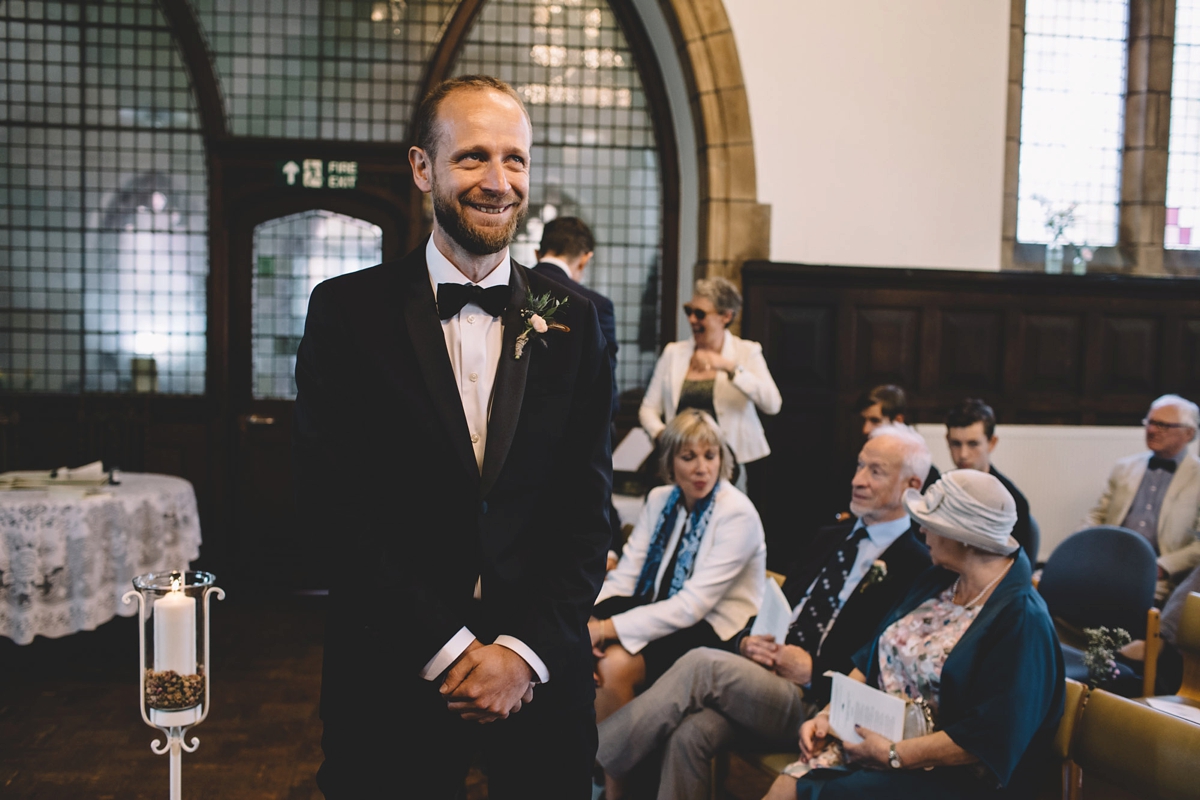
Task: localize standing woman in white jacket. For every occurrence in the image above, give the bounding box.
[639,277,782,490]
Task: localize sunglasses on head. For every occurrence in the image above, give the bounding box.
[683,305,708,321]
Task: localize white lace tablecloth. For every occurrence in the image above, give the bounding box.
[0,474,202,645]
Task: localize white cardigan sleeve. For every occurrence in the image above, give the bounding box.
[638,347,672,440]
[608,492,763,654]
[729,340,782,415]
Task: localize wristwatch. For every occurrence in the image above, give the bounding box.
[888,742,903,770]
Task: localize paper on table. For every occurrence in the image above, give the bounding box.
[57,460,106,480]
[1,460,110,490]
[826,671,905,745]
[750,578,792,643]
[1146,697,1200,725]
[613,427,655,472]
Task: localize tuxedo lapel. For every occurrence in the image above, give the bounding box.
[480,264,532,500]
[396,253,480,485]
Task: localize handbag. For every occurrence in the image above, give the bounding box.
[902,695,936,739]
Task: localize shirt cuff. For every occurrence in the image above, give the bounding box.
[494,635,551,684]
[419,626,476,681]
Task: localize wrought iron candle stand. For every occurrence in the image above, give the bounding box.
[123,570,224,800]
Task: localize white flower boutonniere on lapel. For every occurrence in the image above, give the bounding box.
[514,289,570,359]
[859,559,888,593]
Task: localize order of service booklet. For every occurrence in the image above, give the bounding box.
[826,671,906,745]
[749,577,792,643]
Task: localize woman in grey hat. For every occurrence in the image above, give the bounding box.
[763,469,1064,800]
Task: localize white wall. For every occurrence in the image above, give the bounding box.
[914,424,1154,562]
[724,0,1011,270]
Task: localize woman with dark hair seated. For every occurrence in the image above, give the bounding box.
[590,409,766,722]
[764,470,1064,799]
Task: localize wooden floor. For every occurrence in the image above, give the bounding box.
[1,594,329,799]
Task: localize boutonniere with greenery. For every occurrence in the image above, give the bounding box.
[514,289,569,359]
[858,560,888,593]
[1083,626,1131,689]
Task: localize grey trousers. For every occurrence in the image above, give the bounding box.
[596,647,812,800]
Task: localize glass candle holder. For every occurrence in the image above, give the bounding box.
[131,570,216,725]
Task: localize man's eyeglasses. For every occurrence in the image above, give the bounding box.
[683,305,707,321]
[1143,418,1192,431]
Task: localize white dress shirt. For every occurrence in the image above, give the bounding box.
[417,236,550,684]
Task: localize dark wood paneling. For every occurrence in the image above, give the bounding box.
[740,263,1200,564]
[766,305,834,389]
[939,310,1003,393]
[1180,319,1200,395]
[1100,316,1160,394]
[1023,314,1084,394]
[853,307,919,389]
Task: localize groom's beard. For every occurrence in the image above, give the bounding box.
[433,185,528,256]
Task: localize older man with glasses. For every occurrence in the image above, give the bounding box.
[1081,393,1200,601]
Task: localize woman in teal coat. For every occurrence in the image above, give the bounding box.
[764,470,1064,799]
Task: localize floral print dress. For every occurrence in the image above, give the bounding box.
[782,584,980,778]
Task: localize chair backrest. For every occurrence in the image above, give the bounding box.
[1052,678,1088,761]
[1177,592,1200,654]
[1177,592,1200,701]
[1038,526,1157,639]
[1072,688,1200,799]
[1026,514,1041,564]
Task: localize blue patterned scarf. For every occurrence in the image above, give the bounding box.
[633,482,720,601]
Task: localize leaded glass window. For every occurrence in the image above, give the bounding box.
[1,0,208,394]
[192,0,457,140]
[452,0,662,391]
[1167,1,1200,248]
[1017,0,1127,248]
[252,210,382,400]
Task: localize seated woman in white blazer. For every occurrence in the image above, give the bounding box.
[639,277,782,485]
[590,410,767,722]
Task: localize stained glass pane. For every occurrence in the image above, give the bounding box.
[192,0,457,140]
[452,0,663,391]
[1167,1,1200,248]
[1017,0,1127,247]
[252,211,382,400]
[1,0,208,394]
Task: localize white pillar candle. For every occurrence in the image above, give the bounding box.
[153,588,196,676]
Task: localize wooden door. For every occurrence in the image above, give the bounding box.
[220,146,414,590]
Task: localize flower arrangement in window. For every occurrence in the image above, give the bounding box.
[1033,196,1092,274]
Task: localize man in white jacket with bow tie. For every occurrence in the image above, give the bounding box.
[1081,394,1200,601]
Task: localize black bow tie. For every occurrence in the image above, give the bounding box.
[436,283,509,320]
[1149,456,1178,473]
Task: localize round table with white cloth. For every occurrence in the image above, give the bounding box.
[0,473,202,645]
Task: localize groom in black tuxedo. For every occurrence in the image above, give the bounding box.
[293,75,613,799]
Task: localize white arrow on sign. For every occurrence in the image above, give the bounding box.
[282,161,300,186]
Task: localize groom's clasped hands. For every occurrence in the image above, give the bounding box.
[440,639,537,723]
